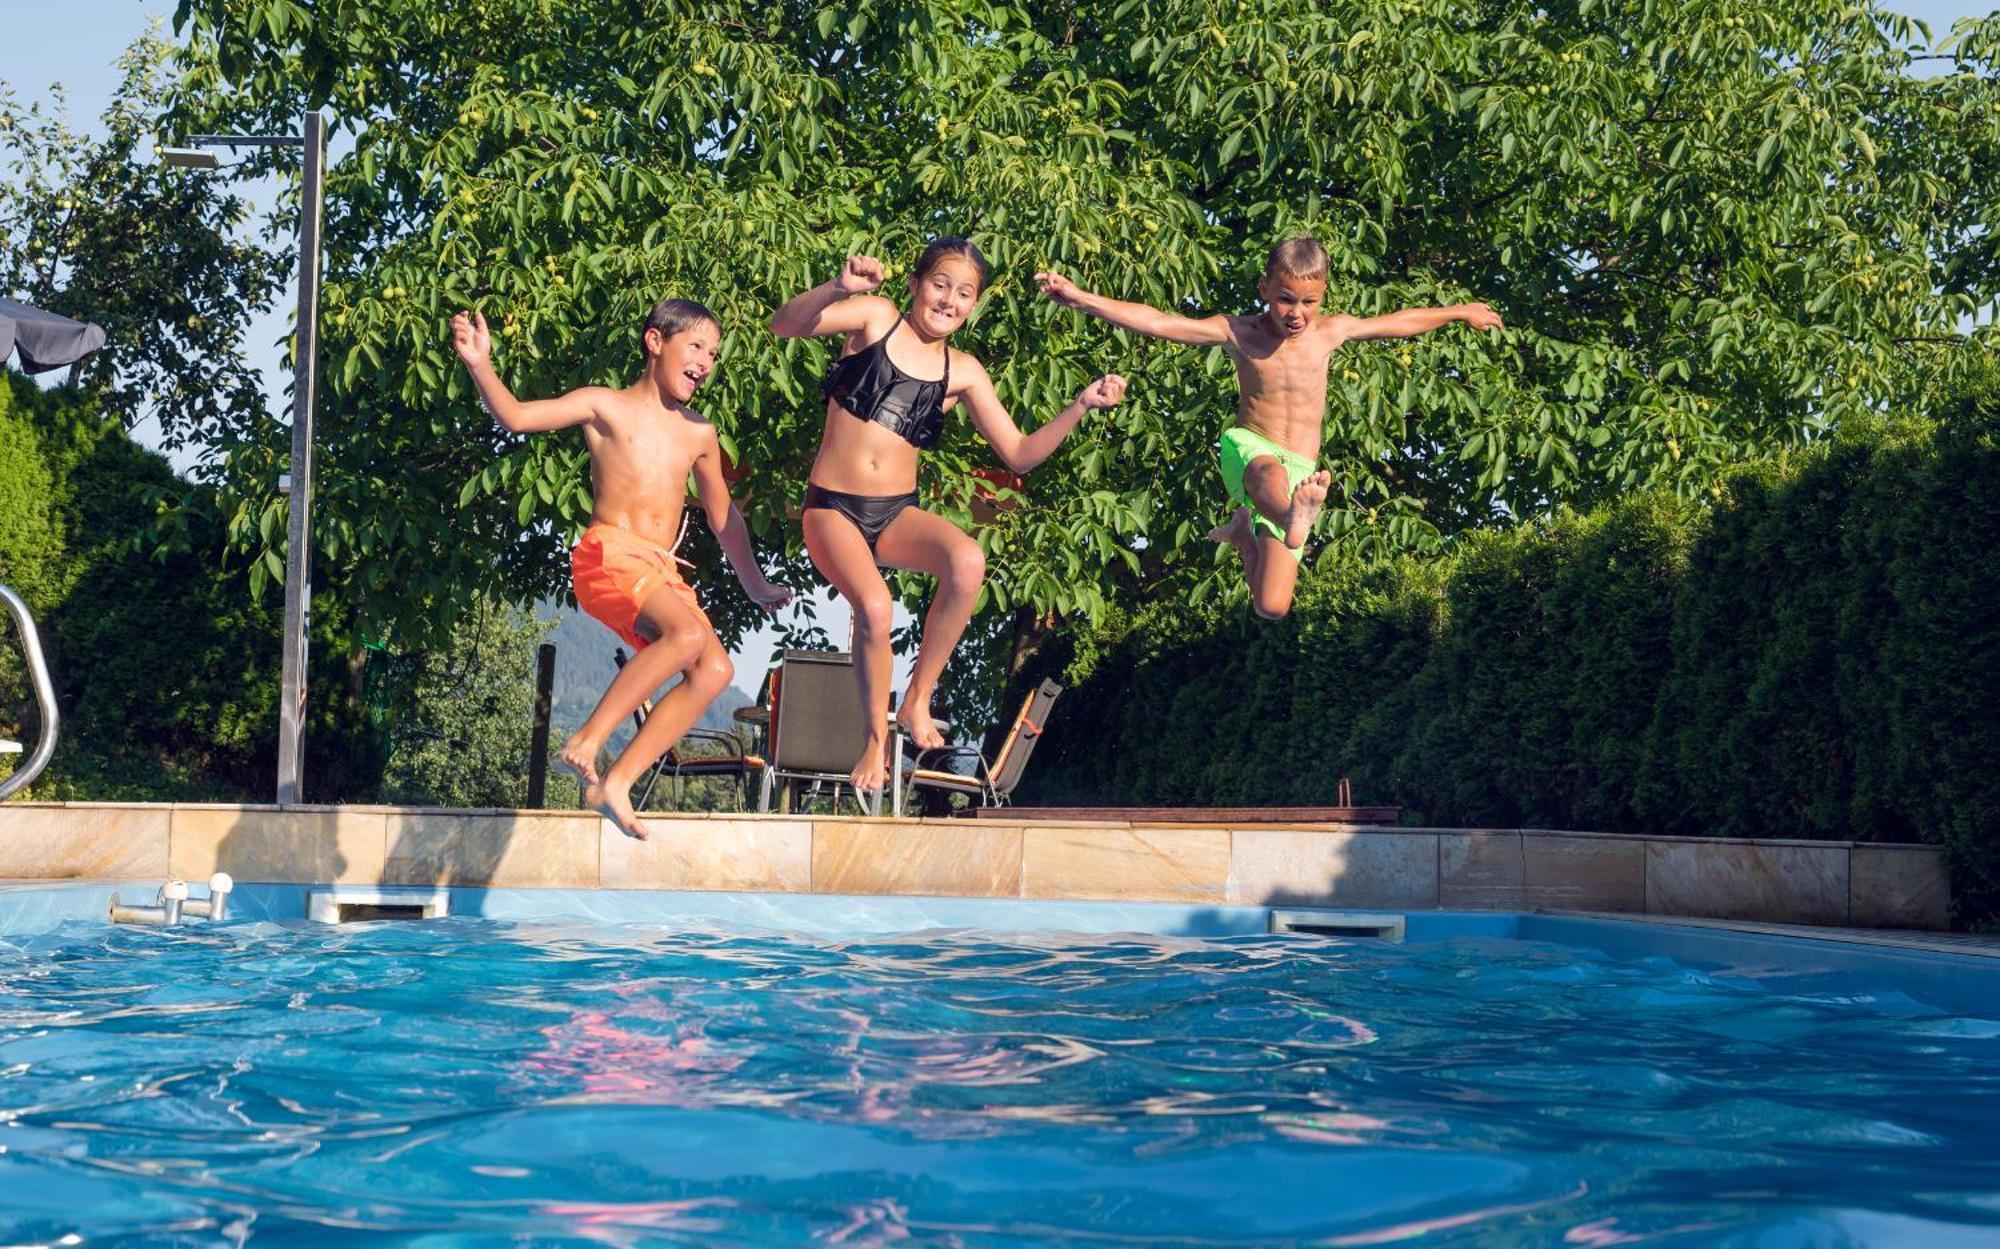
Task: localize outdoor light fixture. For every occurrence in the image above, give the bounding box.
[169,121,326,805]
[157,147,222,169]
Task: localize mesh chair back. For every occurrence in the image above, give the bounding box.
[769,650,865,775]
[988,679,1063,798]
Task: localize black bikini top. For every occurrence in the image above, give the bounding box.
[821,317,950,450]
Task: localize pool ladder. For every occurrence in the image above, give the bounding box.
[109,873,235,926]
[0,584,58,801]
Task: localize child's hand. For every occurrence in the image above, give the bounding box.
[837,255,885,294]
[745,578,794,613]
[1035,270,1088,308]
[1077,373,1127,410]
[1459,303,1504,332]
[451,310,491,367]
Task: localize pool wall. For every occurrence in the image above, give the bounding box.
[0,803,1951,929]
[3,879,1990,1014]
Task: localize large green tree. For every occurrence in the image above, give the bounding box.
[163,0,1998,695]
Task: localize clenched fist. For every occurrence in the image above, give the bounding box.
[837,255,886,294]
[1077,373,1127,410]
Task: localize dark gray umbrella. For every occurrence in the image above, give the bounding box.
[0,298,106,375]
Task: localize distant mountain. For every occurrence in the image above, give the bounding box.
[540,606,756,753]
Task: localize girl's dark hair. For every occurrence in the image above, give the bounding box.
[912,236,991,292]
[640,296,720,354]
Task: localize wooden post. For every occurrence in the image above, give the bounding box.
[527,642,556,808]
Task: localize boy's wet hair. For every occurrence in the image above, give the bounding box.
[1264,236,1331,283]
[912,236,991,293]
[640,297,720,354]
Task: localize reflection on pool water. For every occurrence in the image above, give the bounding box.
[0,917,1995,1246]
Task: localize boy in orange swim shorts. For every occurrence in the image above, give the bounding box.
[452,298,791,839]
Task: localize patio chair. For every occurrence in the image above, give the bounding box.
[612,649,765,812]
[759,649,889,816]
[904,679,1063,812]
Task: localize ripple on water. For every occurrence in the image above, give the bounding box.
[0,918,1990,1246]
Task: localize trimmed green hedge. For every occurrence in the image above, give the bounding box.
[0,383,64,611]
[1022,402,2000,926]
[0,373,281,797]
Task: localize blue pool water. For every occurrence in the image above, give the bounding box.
[0,914,1996,1246]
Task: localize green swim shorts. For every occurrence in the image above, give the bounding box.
[1218,425,1317,552]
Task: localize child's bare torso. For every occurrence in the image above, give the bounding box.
[1225,314,1344,460]
[583,386,709,549]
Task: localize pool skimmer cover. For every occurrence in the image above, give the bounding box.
[307,886,451,924]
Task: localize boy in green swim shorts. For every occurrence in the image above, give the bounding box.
[1039,239,1502,618]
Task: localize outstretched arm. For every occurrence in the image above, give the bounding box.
[1036,271,1233,346]
[690,443,793,611]
[451,310,605,433]
[1333,302,1504,342]
[960,362,1128,476]
[769,255,899,340]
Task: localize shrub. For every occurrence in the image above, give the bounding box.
[1025,412,2000,926]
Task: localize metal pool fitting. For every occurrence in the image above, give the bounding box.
[0,584,59,802]
[108,878,189,926]
[180,873,235,921]
[109,874,235,926]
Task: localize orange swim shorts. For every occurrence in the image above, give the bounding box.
[569,523,710,651]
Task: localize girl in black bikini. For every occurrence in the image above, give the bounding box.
[769,240,1127,793]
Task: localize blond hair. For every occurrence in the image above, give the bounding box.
[1264,236,1330,282]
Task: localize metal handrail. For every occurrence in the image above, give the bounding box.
[0,585,58,800]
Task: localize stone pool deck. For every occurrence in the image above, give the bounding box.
[0,803,1952,930]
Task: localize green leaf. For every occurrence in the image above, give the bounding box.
[146,0,1994,695]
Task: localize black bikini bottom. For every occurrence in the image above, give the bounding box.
[803,483,919,552]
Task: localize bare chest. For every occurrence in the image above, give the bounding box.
[587,412,700,481]
[1236,339,1336,404]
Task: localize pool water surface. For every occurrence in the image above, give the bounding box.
[0,916,1995,1246]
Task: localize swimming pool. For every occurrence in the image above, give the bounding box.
[0,891,1994,1245]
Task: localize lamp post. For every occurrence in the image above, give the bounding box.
[163,114,325,804]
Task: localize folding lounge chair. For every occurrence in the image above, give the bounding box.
[760,649,888,816]
[612,648,766,812]
[905,679,1063,811]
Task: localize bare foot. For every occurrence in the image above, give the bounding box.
[585,777,648,840]
[895,698,947,752]
[849,735,892,796]
[1207,506,1254,553]
[1284,472,1330,549]
[553,735,601,787]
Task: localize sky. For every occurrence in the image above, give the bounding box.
[2,0,1992,689]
